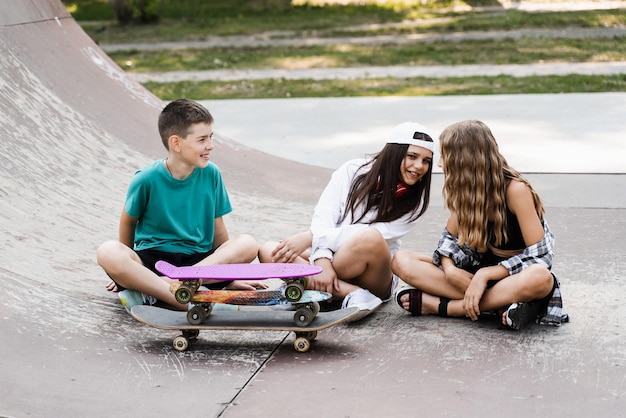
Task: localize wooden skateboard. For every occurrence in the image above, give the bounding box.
[156,261,322,304]
[130,305,360,353]
[170,282,332,326]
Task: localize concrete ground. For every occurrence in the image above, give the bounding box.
[1,1,625,417]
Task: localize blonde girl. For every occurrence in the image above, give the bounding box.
[393,120,567,329]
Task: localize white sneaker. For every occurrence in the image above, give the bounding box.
[382,274,400,303]
[118,289,158,312]
[118,289,145,313]
[341,288,383,311]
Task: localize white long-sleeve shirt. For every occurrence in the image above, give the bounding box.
[309,158,419,263]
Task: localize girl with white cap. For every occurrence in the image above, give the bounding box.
[258,122,435,313]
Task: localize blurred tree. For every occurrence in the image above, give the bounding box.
[110,0,161,24]
[108,0,292,24]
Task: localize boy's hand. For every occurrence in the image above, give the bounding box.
[105,280,119,292]
[225,280,269,291]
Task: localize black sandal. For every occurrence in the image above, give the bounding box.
[396,287,452,318]
[395,286,422,316]
[438,297,450,318]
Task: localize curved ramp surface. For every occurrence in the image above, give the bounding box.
[0,1,326,416]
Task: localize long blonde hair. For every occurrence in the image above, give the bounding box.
[439,120,544,251]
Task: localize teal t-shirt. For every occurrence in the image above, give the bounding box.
[125,160,232,254]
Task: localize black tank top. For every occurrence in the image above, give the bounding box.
[481,208,525,266]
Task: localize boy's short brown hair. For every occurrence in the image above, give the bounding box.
[158,99,214,149]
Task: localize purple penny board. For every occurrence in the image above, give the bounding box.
[156,260,322,280]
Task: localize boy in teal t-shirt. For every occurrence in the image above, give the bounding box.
[97,99,263,310]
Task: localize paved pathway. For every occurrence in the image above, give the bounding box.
[131,61,626,82]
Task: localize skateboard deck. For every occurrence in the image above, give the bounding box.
[156,261,322,304]
[170,283,331,306]
[156,260,322,280]
[130,305,360,353]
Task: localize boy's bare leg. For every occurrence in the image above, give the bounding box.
[195,234,258,266]
[195,234,267,290]
[97,240,186,310]
[258,241,278,263]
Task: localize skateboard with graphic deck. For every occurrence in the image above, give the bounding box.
[156,260,322,305]
[170,282,332,327]
[130,304,360,353]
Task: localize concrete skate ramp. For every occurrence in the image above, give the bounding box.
[2,1,625,417]
[0,1,327,416]
[0,0,325,291]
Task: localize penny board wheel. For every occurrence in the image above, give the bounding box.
[285,282,304,302]
[175,286,193,304]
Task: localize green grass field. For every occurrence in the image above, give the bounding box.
[67,0,626,98]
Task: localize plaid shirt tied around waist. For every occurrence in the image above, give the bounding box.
[432,220,569,326]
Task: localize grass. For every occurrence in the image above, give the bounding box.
[145,74,626,100]
[67,0,626,98]
[110,38,626,73]
[81,7,626,43]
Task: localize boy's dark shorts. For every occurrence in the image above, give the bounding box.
[114,248,233,291]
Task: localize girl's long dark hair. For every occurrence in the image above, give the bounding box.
[340,143,432,225]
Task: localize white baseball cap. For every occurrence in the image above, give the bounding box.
[387,122,435,152]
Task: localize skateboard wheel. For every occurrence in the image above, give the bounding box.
[175,286,193,304]
[294,337,311,353]
[187,305,206,325]
[294,307,314,327]
[173,336,189,352]
[285,283,304,302]
[310,302,320,316]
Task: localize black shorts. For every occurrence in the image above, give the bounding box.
[114,248,233,291]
